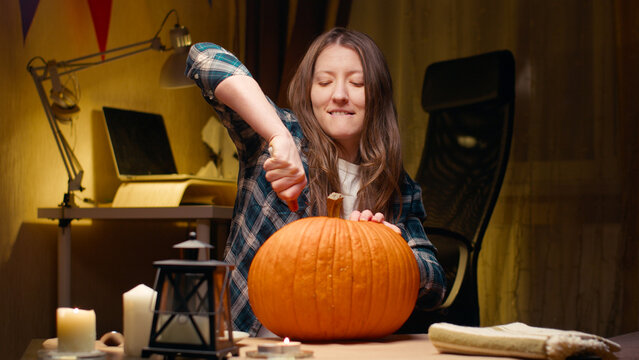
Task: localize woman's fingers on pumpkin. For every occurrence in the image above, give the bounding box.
[383,221,402,234]
[349,210,399,234]
[350,210,383,223]
[372,212,385,223]
[358,209,374,221]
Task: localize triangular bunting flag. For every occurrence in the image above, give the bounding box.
[87,0,113,60]
[19,0,40,43]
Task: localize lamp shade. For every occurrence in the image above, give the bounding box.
[160,51,192,88]
[160,25,194,89]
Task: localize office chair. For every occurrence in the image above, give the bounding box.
[401,50,515,332]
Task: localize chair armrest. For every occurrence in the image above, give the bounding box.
[424,227,472,310]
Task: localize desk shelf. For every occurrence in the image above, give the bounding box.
[38,205,233,221]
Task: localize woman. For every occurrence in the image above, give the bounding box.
[186,27,445,336]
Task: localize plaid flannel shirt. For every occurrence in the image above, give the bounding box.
[186,43,446,335]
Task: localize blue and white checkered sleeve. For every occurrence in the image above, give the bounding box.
[185,42,252,99]
[398,181,446,309]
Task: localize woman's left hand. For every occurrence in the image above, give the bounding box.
[349,210,401,234]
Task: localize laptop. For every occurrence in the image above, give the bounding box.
[103,106,232,183]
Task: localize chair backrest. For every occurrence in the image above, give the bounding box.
[413,50,514,327]
[417,49,514,261]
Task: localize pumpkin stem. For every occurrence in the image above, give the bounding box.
[327,192,344,218]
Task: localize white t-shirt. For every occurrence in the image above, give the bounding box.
[338,158,361,218]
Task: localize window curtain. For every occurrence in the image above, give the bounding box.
[243,0,352,107]
[614,0,639,335]
[349,0,637,337]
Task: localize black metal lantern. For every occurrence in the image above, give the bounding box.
[142,259,238,359]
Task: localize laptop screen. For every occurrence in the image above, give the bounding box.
[103,106,178,176]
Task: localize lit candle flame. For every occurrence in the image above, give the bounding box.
[283,337,290,344]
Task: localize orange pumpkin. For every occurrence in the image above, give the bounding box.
[248,193,420,340]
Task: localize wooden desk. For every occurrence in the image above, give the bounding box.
[22,331,638,360]
[19,335,512,360]
[233,334,518,359]
[38,205,233,308]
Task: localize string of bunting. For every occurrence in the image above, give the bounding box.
[19,0,216,46]
[20,0,113,53]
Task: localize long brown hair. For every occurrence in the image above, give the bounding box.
[288,28,403,218]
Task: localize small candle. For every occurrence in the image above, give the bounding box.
[56,307,96,353]
[257,337,301,355]
[123,284,157,356]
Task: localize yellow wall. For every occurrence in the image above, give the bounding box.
[0,1,238,358]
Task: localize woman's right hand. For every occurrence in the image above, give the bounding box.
[349,209,402,234]
[263,133,307,212]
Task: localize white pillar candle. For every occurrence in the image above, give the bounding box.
[123,284,157,356]
[56,307,96,353]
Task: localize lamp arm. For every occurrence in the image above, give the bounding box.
[57,128,84,191]
[29,8,180,79]
[28,65,84,203]
[29,37,163,81]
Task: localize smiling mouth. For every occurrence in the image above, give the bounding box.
[329,111,354,116]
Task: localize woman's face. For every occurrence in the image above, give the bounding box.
[310,44,366,160]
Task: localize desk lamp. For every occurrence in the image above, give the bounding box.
[26,9,194,207]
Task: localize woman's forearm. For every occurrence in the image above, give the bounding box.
[214,75,292,144]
